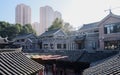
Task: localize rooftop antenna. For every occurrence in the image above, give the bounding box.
[105,0,112,14]
[104,5,112,14]
[105,7,120,14]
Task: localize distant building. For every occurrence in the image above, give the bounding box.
[77,12,120,51]
[79,22,99,34]
[40,6,54,35]
[0,37,9,48]
[32,22,41,36]
[39,29,77,50]
[99,13,120,50]
[15,4,31,25]
[77,22,99,50]
[13,34,39,51]
[0,37,19,49]
[40,6,62,35]
[39,29,69,50]
[14,12,120,51]
[31,50,89,75]
[29,49,118,75]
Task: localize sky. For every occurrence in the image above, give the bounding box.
[1,0,120,28]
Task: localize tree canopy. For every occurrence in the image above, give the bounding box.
[48,18,74,34]
[62,23,74,35]
[0,21,36,40]
[48,18,63,31]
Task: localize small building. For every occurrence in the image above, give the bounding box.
[77,12,120,51]
[13,34,39,51]
[0,37,9,48]
[0,36,19,49]
[0,48,44,75]
[77,21,100,50]
[28,50,89,75]
[26,50,118,75]
[39,29,76,50]
[79,22,99,34]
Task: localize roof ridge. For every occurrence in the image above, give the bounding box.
[0,48,22,53]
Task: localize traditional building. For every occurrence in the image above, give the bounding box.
[38,29,78,50]
[98,12,120,50]
[0,37,20,49]
[13,12,120,51]
[13,34,39,51]
[0,37,9,48]
[77,12,120,51]
[39,29,67,50]
[79,22,99,34]
[39,29,66,50]
[26,50,118,75]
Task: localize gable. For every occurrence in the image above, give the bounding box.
[28,34,36,39]
[40,29,60,37]
[54,30,66,37]
[25,39,33,44]
[80,22,99,30]
[98,14,120,27]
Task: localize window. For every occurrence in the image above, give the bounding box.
[57,44,62,49]
[116,23,120,32]
[104,23,120,34]
[21,39,25,42]
[16,40,19,42]
[104,40,120,50]
[104,24,114,34]
[22,45,25,49]
[50,44,53,49]
[63,44,66,49]
[44,44,48,49]
[92,42,96,50]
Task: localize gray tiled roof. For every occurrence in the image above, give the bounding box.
[75,34,86,41]
[83,52,120,75]
[29,50,118,63]
[14,33,36,40]
[78,51,118,63]
[40,29,60,37]
[79,22,99,30]
[0,48,44,75]
[30,50,84,62]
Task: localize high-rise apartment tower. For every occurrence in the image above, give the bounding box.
[15,4,31,25]
[40,6,62,35]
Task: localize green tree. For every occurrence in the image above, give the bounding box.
[0,21,36,40]
[0,21,10,38]
[15,23,23,33]
[0,21,10,31]
[48,18,63,31]
[48,19,74,35]
[20,24,36,35]
[63,23,74,34]
[4,26,19,40]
